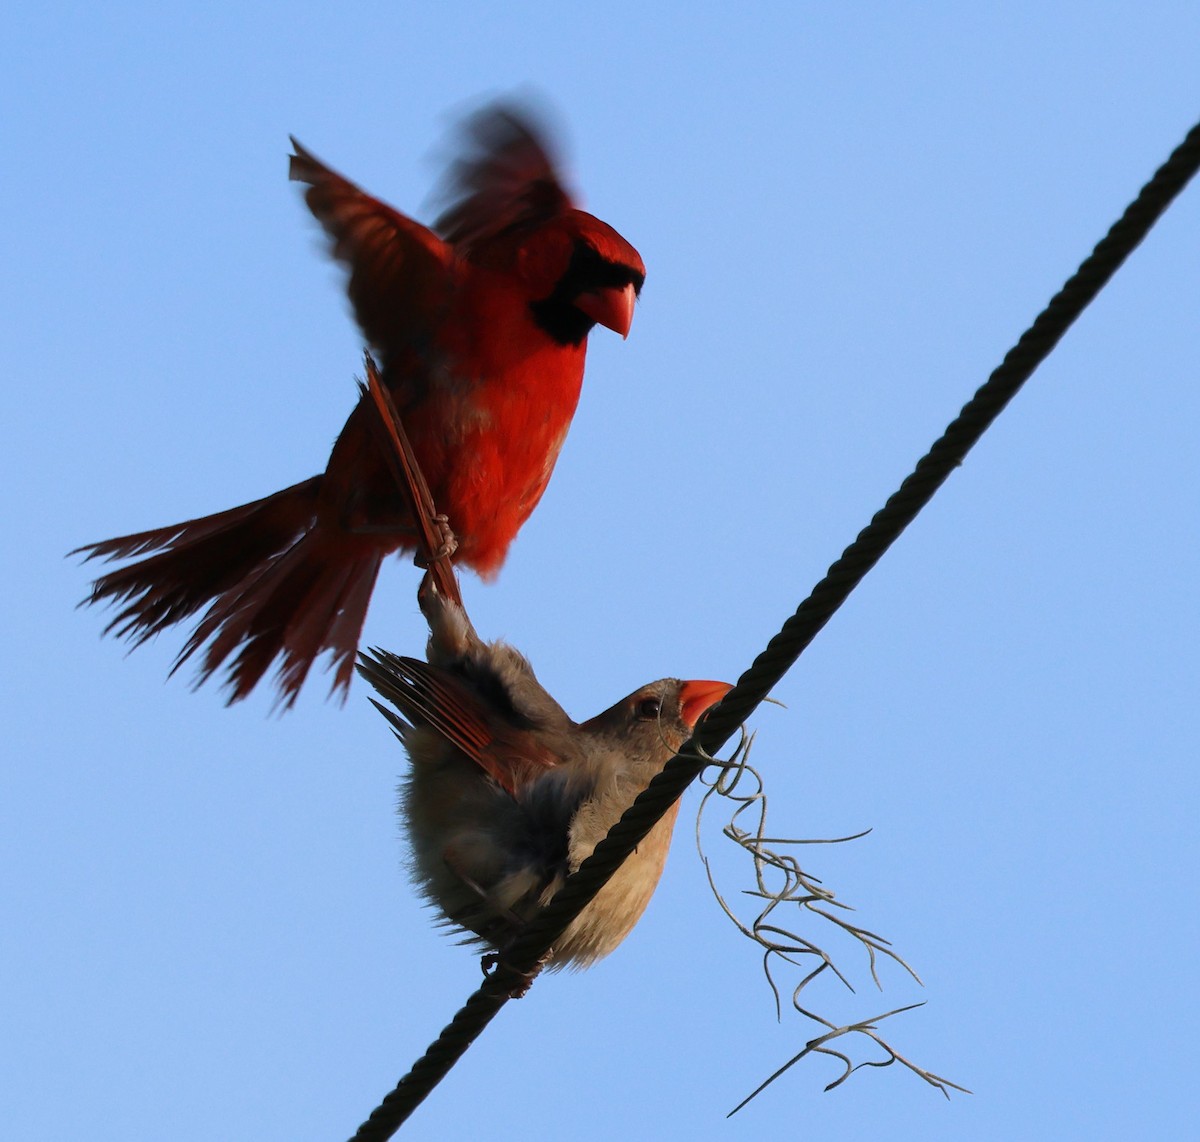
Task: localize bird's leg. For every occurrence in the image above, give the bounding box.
[440,850,545,996]
[480,948,552,999]
[412,514,458,565]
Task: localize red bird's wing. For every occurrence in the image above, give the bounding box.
[359,649,559,796]
[433,103,574,252]
[289,139,455,367]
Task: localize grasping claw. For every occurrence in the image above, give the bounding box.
[481,950,551,999]
[413,515,458,566]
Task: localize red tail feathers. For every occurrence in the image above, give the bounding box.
[74,477,384,708]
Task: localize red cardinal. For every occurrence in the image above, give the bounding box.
[74,104,645,707]
[359,585,731,968]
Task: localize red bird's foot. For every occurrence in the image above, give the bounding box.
[413,514,458,566]
[481,950,551,998]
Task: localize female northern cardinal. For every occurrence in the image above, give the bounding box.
[358,585,731,968]
[75,104,645,707]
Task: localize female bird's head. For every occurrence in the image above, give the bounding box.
[582,677,732,762]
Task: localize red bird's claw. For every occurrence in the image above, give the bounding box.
[413,517,458,568]
[431,514,458,562]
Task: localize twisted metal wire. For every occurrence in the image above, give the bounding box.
[347,116,1200,1141]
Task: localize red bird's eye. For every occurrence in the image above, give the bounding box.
[635,697,662,720]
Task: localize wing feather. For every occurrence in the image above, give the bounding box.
[289,138,455,362]
[358,649,559,795]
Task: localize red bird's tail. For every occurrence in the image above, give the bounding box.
[74,476,384,707]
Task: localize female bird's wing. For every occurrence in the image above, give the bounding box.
[358,647,560,796]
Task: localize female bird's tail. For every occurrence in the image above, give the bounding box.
[74,476,384,708]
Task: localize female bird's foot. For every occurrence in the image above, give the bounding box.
[481,950,551,998]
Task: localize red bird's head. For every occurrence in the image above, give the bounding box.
[517,211,645,345]
[437,103,646,346]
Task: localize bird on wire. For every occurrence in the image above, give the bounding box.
[359,582,730,970]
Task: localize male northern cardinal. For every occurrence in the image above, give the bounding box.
[358,585,731,968]
[75,103,645,707]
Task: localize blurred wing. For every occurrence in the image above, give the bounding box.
[358,648,558,795]
[434,102,574,252]
[290,139,454,361]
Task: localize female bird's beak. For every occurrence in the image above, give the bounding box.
[574,281,638,338]
[679,680,734,729]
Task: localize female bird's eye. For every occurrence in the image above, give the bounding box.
[635,697,662,720]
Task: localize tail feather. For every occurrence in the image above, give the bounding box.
[322,556,385,691]
[74,478,324,643]
[76,476,387,706]
[181,540,383,707]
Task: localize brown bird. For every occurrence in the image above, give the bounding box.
[358,586,731,968]
[74,102,645,707]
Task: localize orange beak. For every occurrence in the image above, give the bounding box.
[678,680,734,729]
[574,281,637,339]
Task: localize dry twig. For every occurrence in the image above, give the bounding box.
[696,734,969,1111]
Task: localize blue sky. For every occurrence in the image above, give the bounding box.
[5,4,1199,1139]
